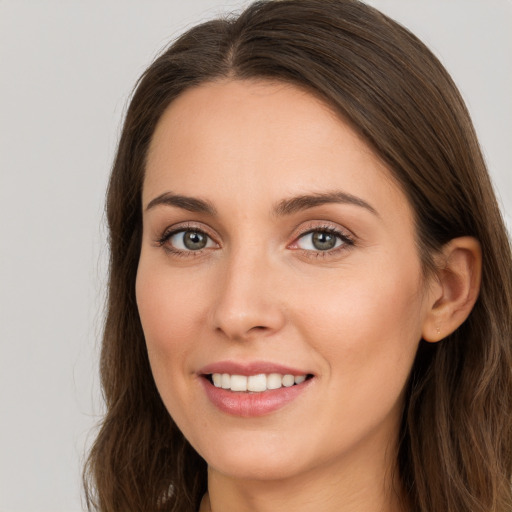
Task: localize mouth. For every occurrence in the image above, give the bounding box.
[198,361,315,416]
[203,372,314,392]
[198,364,315,417]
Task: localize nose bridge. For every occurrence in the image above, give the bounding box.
[210,242,285,340]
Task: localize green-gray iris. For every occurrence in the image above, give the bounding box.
[184,231,207,250]
[312,231,337,250]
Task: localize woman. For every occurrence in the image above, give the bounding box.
[84,1,512,511]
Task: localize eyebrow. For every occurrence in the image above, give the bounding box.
[145,192,217,215]
[145,190,378,217]
[273,191,378,217]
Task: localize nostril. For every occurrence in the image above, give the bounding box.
[246,325,270,335]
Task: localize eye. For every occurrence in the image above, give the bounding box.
[166,229,216,251]
[295,229,347,251]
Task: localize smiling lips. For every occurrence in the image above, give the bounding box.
[211,372,307,392]
[199,362,314,417]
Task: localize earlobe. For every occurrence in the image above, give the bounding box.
[422,237,482,343]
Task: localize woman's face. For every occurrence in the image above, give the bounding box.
[137,80,435,482]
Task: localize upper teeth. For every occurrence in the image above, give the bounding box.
[211,373,307,392]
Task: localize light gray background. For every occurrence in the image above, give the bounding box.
[1,1,510,510]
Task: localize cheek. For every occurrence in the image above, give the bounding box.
[135,261,210,432]
[135,260,204,383]
[137,258,202,338]
[296,261,425,389]
[291,269,424,451]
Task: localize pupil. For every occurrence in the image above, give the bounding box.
[184,231,207,250]
[312,231,336,250]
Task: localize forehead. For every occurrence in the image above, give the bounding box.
[143,79,410,222]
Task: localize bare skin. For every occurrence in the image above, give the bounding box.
[137,79,481,512]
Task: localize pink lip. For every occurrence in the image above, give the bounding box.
[199,360,311,377]
[198,360,314,418]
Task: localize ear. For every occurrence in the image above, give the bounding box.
[422,236,482,342]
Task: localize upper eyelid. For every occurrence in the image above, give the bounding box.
[298,226,347,237]
[160,222,215,238]
[291,220,355,240]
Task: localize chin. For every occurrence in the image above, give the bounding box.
[206,450,304,482]
[195,430,308,482]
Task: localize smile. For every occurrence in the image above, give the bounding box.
[200,365,315,417]
[210,372,308,392]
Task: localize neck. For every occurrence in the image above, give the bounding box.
[205,439,407,512]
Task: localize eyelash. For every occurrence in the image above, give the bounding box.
[292,225,354,259]
[155,223,355,258]
[156,223,216,257]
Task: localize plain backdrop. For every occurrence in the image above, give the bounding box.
[0,1,510,510]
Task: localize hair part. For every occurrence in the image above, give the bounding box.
[84,1,512,511]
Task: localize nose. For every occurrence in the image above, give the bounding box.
[209,250,286,342]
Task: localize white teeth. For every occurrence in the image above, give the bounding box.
[247,374,267,392]
[267,373,282,390]
[230,375,247,391]
[212,373,222,387]
[282,374,295,387]
[210,372,309,392]
[221,373,231,389]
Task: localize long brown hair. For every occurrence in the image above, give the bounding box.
[84,1,512,510]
